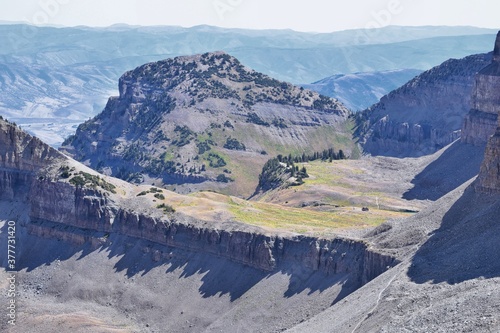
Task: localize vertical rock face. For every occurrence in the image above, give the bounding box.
[29,180,116,232]
[477,128,500,193]
[495,32,500,62]
[356,53,491,157]
[0,119,63,201]
[0,120,62,171]
[462,32,500,145]
[476,32,500,193]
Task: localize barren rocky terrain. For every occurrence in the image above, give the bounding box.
[0,128,491,332]
[1,27,500,333]
[288,179,500,333]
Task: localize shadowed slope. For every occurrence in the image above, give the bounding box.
[403,140,485,201]
[409,187,500,284]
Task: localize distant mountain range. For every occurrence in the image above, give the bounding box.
[0,24,497,146]
[302,69,422,111]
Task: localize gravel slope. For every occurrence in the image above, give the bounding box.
[287,178,500,332]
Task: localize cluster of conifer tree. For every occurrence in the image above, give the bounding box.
[276,148,346,164]
[258,147,347,190]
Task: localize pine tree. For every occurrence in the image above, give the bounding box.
[339,149,345,159]
[300,166,308,177]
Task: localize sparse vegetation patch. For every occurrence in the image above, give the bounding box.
[69,171,116,193]
[223,137,246,151]
[157,203,176,213]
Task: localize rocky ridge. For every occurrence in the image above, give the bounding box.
[355,52,492,157]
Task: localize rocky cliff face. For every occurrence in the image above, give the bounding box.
[462,32,500,145]
[0,117,394,289]
[476,128,500,193]
[0,118,62,172]
[355,52,492,157]
[60,52,355,197]
[475,32,500,193]
[30,180,117,233]
[28,215,396,282]
[0,118,63,201]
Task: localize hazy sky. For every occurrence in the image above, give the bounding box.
[1,0,499,33]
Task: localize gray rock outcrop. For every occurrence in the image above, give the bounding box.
[476,126,500,193]
[356,52,492,157]
[0,119,63,201]
[475,33,500,193]
[462,32,500,145]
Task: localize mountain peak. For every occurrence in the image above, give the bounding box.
[478,31,500,76]
[118,51,346,112]
[494,31,500,61]
[62,53,354,196]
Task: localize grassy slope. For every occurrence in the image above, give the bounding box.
[130,186,409,236]
[175,118,358,198]
[249,153,438,234]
